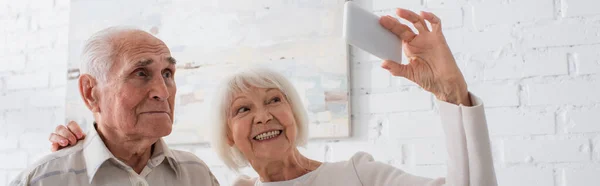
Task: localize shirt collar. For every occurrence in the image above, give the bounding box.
[82,123,181,183]
[152,136,182,179]
[81,124,114,184]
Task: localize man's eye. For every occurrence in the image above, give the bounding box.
[163,70,172,78]
[136,70,148,77]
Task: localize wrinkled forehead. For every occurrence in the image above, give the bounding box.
[228,85,277,100]
[226,80,285,103]
[115,31,170,58]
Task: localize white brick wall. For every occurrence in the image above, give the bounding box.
[522,19,600,48]
[574,45,600,75]
[563,168,600,186]
[562,0,600,17]
[388,111,444,138]
[1,0,600,186]
[410,140,447,165]
[0,0,68,184]
[496,166,555,186]
[0,92,28,110]
[470,83,520,107]
[504,138,590,163]
[0,55,25,73]
[5,73,49,90]
[0,172,5,186]
[526,78,600,106]
[486,108,555,136]
[470,0,555,29]
[0,151,28,170]
[566,108,600,133]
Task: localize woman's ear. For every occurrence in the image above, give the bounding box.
[226,126,235,146]
[79,74,100,113]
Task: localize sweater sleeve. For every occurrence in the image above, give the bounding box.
[434,92,497,186]
[353,93,497,186]
[350,152,447,186]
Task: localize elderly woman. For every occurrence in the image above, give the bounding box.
[49,9,497,186]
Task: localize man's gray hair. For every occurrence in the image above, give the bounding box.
[79,26,140,83]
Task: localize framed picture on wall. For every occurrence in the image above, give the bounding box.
[66,0,351,144]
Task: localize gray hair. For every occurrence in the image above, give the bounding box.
[79,26,140,83]
[208,67,309,172]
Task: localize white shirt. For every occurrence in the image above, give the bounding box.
[235,93,498,186]
[10,125,220,186]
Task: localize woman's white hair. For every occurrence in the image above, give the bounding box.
[209,67,309,172]
[79,26,139,83]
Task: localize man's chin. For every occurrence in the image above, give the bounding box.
[153,124,173,137]
[139,127,171,140]
[136,119,173,138]
[159,126,172,137]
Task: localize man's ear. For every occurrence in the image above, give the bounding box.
[79,74,100,113]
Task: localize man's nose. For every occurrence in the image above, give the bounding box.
[149,76,170,101]
[254,107,273,125]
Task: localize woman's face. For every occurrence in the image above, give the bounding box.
[227,87,298,161]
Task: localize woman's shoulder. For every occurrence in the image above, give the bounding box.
[349,151,376,163]
[328,151,376,167]
[319,151,379,173]
[232,175,258,186]
[335,151,404,175]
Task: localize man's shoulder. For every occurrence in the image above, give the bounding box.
[11,142,86,185]
[168,149,219,183]
[31,141,86,168]
[169,149,209,167]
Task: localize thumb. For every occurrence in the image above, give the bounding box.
[381,60,410,78]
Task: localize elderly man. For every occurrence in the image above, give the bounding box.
[10,27,219,186]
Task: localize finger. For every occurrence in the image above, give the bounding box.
[49,133,70,147]
[379,15,417,42]
[55,125,78,145]
[396,8,430,33]
[421,11,442,32]
[381,60,412,78]
[51,143,59,152]
[67,121,85,139]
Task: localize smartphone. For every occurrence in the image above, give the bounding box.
[343,1,403,63]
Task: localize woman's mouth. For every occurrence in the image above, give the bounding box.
[253,130,283,141]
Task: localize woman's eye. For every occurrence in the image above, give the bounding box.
[269,96,281,104]
[236,107,249,114]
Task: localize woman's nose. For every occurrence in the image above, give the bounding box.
[254,107,273,125]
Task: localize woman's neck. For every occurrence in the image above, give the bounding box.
[249,149,322,182]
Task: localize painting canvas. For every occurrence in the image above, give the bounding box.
[66,0,350,144]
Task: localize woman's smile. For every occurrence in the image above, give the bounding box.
[253,130,283,142]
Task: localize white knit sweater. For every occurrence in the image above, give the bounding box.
[234,93,498,186]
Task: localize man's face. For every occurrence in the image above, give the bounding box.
[97,31,177,139]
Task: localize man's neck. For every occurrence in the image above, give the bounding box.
[95,124,158,174]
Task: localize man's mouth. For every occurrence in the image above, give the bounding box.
[253,130,283,141]
[142,111,169,114]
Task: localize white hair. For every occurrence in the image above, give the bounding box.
[209,67,309,172]
[79,26,140,83]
